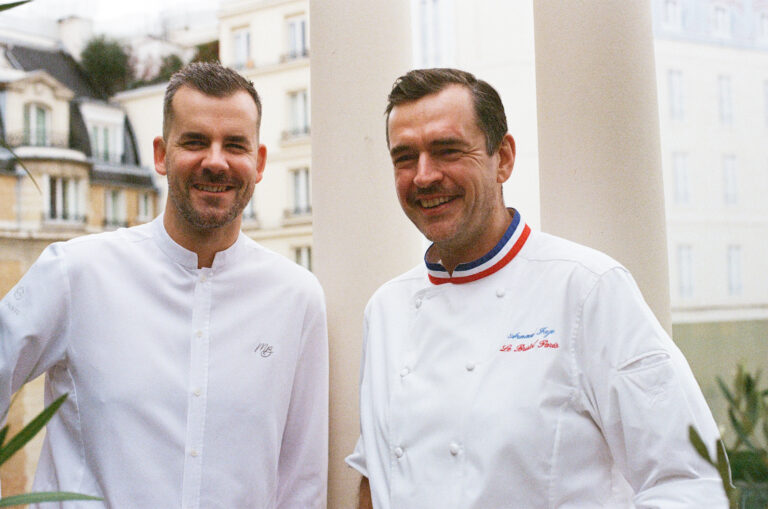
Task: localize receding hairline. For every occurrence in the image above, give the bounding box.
[386,83,478,144]
[163,85,262,139]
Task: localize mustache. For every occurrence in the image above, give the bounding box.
[413,184,451,197]
[197,168,241,186]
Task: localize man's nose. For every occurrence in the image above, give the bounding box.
[413,154,442,188]
[202,144,228,172]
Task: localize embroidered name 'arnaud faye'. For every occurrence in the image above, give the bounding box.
[500,327,559,352]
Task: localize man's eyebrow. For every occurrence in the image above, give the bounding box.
[224,135,251,145]
[178,132,207,140]
[389,144,414,158]
[429,137,466,148]
[390,137,468,157]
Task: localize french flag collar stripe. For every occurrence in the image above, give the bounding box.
[426,210,531,285]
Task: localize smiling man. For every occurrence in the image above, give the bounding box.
[0,62,328,508]
[346,68,726,508]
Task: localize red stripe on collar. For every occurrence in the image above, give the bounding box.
[428,224,531,285]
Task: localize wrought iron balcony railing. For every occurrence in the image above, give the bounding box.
[4,130,70,149]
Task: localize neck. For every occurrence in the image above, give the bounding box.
[163,212,241,268]
[435,208,513,274]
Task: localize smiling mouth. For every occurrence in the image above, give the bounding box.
[418,196,454,209]
[194,184,232,193]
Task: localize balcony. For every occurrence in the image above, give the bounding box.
[282,205,312,226]
[281,125,311,143]
[4,130,69,149]
[280,48,310,63]
[91,152,129,165]
[103,217,129,229]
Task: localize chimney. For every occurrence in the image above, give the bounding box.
[58,16,94,61]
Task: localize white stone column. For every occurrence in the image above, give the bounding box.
[310,2,422,506]
[533,0,672,331]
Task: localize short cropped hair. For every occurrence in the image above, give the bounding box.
[162,61,262,139]
[386,68,507,155]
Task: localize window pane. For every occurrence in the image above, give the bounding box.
[727,245,742,296]
[678,244,693,298]
[722,155,737,204]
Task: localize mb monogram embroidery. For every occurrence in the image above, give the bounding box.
[500,327,559,352]
[254,342,274,358]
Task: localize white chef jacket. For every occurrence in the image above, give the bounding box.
[346,210,726,508]
[0,216,328,509]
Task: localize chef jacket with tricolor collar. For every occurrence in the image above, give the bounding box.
[346,210,726,508]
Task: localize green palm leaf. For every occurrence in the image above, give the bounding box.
[0,394,66,466]
[0,491,101,507]
[0,1,31,11]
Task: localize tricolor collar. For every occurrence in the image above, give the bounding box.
[425,209,531,285]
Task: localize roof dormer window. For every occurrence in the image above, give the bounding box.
[23,103,50,147]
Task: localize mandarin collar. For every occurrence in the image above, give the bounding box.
[424,209,531,285]
[152,215,246,270]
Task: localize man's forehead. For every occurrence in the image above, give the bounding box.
[169,87,259,133]
[388,86,478,143]
[172,86,258,115]
[391,84,472,113]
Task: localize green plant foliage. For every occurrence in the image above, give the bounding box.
[0,395,66,465]
[0,394,101,505]
[0,491,102,507]
[0,1,31,12]
[80,36,133,97]
[157,54,184,82]
[690,364,768,508]
[192,40,219,63]
[0,139,41,193]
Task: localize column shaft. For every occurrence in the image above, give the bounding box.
[310,2,422,506]
[533,0,672,331]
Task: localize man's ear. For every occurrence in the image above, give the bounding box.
[496,133,516,184]
[253,144,267,184]
[153,136,167,176]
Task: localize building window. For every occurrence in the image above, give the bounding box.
[101,126,110,161]
[137,192,154,222]
[291,167,311,215]
[89,125,121,163]
[104,189,126,228]
[414,0,453,67]
[672,152,689,204]
[718,75,732,126]
[294,245,312,271]
[284,90,310,139]
[243,195,258,222]
[727,245,742,296]
[23,103,49,146]
[764,81,768,127]
[285,14,308,60]
[668,70,684,120]
[761,12,768,41]
[677,244,693,298]
[722,155,738,205]
[712,4,731,38]
[663,0,682,30]
[46,176,84,222]
[233,27,251,69]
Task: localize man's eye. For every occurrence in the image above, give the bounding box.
[227,143,247,151]
[393,154,416,165]
[182,140,205,148]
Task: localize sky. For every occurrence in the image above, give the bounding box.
[2,0,220,38]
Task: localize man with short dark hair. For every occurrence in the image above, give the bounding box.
[0,62,328,508]
[346,68,726,508]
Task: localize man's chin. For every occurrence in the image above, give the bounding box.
[182,208,241,231]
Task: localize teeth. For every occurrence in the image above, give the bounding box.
[420,196,452,208]
[196,184,228,193]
